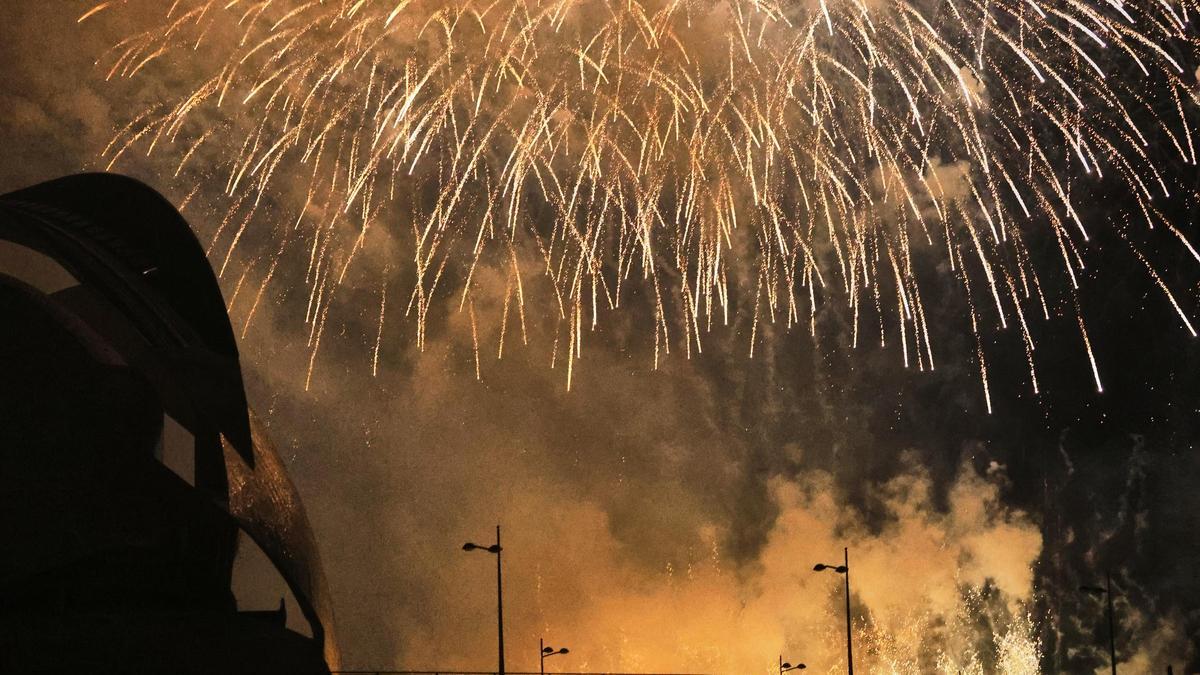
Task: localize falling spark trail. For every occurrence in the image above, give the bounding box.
[78,2,117,24]
[93,0,1200,403]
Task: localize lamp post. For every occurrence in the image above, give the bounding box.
[540,638,569,674]
[813,547,853,675]
[1079,571,1117,675]
[779,655,807,673]
[463,526,505,675]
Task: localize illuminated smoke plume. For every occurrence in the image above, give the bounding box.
[253,303,1048,673]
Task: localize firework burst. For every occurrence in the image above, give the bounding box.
[86,0,1199,402]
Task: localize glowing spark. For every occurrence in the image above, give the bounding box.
[90,0,1200,407]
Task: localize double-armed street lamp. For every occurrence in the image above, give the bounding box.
[779,655,806,673]
[540,638,569,674]
[463,525,505,675]
[1079,571,1118,675]
[813,547,853,675]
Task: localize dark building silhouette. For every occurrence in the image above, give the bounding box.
[0,174,338,673]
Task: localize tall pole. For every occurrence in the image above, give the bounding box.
[497,525,505,675]
[1106,571,1116,675]
[540,637,545,675]
[844,547,854,675]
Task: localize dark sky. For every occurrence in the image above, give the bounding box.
[2,2,1199,672]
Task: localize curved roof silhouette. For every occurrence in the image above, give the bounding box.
[0,173,338,673]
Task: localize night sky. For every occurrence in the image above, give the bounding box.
[2,2,1198,672]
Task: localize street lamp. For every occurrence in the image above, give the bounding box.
[813,546,853,675]
[779,655,807,673]
[463,525,505,675]
[1079,571,1117,675]
[540,638,569,674]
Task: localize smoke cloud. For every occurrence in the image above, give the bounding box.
[239,287,1045,672]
